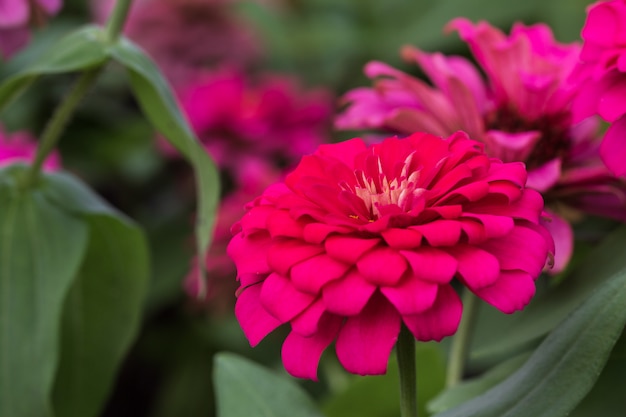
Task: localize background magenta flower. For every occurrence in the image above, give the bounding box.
[0,0,62,59]
[228,131,553,379]
[171,69,333,177]
[0,124,60,170]
[337,19,626,272]
[572,0,626,178]
[92,0,259,86]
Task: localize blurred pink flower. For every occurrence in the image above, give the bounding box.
[572,0,626,177]
[228,131,553,379]
[92,0,259,86]
[173,69,333,176]
[0,0,62,59]
[0,125,60,170]
[337,19,626,272]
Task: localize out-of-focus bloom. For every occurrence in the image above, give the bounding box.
[172,70,333,177]
[0,125,60,170]
[337,19,626,272]
[228,131,553,379]
[572,0,626,177]
[0,0,62,59]
[92,0,259,86]
[185,159,281,312]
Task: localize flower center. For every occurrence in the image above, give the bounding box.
[485,107,571,169]
[352,152,426,219]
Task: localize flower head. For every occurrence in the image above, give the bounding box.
[571,0,626,177]
[337,19,626,272]
[171,70,333,176]
[228,131,553,379]
[0,0,62,59]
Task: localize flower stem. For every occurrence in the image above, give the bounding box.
[446,290,479,388]
[24,68,101,187]
[105,0,134,43]
[397,324,418,417]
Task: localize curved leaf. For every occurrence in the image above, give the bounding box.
[0,166,89,417]
[214,353,324,417]
[109,37,219,287]
[433,266,626,417]
[0,26,109,112]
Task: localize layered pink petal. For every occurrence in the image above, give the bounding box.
[403,285,463,341]
[474,270,536,313]
[335,294,401,375]
[235,285,282,346]
[322,269,377,315]
[600,114,626,177]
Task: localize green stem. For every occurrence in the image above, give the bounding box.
[397,324,418,417]
[446,290,480,388]
[105,0,134,42]
[24,69,101,187]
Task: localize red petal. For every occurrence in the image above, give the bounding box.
[402,285,462,341]
[325,235,381,263]
[267,240,324,276]
[474,270,535,313]
[401,247,457,284]
[235,285,282,346]
[260,273,317,322]
[381,276,439,314]
[322,269,377,315]
[290,254,351,294]
[357,247,408,285]
[448,245,500,290]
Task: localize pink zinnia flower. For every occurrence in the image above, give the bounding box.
[228,131,553,379]
[92,0,259,86]
[572,0,626,177]
[172,70,332,176]
[0,0,62,59]
[0,125,60,170]
[337,19,626,272]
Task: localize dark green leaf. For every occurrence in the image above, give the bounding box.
[0,165,89,417]
[214,353,324,417]
[0,26,109,112]
[432,264,626,417]
[51,212,149,417]
[109,37,219,286]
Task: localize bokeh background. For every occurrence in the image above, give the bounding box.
[0,0,606,416]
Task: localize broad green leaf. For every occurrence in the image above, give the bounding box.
[568,330,626,417]
[432,265,626,417]
[471,225,626,362]
[214,353,324,417]
[109,37,219,286]
[51,213,149,417]
[324,342,446,417]
[0,25,109,112]
[427,352,531,414]
[0,165,89,417]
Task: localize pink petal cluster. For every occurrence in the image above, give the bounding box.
[174,69,333,174]
[337,19,626,272]
[92,0,259,86]
[0,0,62,59]
[0,124,60,171]
[572,0,626,177]
[228,131,553,379]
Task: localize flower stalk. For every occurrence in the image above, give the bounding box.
[24,0,135,187]
[397,324,418,417]
[446,290,480,388]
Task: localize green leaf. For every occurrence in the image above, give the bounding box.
[0,25,109,112]
[432,263,626,417]
[323,342,446,417]
[471,225,626,363]
[109,36,219,286]
[0,165,89,417]
[51,209,149,417]
[214,353,324,417]
[428,352,531,414]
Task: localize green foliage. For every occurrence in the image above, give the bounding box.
[0,165,89,417]
[214,353,325,417]
[109,37,220,292]
[0,26,109,112]
[431,263,626,417]
[0,166,149,417]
